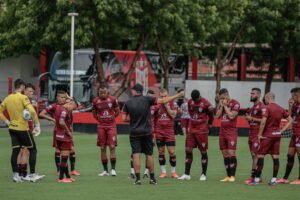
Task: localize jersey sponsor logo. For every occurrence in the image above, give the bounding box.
[262,108,267,114]
[160,113,168,120]
[56,134,64,139]
[61,111,67,117]
[221,114,229,122]
[272,131,281,135]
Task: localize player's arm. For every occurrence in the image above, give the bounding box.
[121,103,130,122]
[281,116,293,133]
[215,102,223,118]
[39,109,56,123]
[258,117,267,139]
[0,100,10,125]
[208,109,214,125]
[114,99,120,117]
[164,103,177,119]
[245,115,263,123]
[157,91,184,105]
[288,98,294,116]
[223,105,238,120]
[59,115,71,136]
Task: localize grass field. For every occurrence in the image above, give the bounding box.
[0,130,299,200]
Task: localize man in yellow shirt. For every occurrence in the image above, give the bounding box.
[0,79,41,182]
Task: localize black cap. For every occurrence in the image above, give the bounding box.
[132,83,143,92]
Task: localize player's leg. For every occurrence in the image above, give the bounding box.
[128,154,135,179]
[178,132,195,180]
[20,147,29,178]
[18,130,34,181]
[54,148,61,174]
[69,145,79,176]
[227,135,237,182]
[290,146,300,184]
[196,134,208,180]
[143,135,156,184]
[130,136,142,184]
[167,143,177,178]
[269,138,281,186]
[9,130,23,182]
[156,139,167,178]
[108,127,117,176]
[98,127,109,176]
[17,148,22,176]
[59,149,72,182]
[219,135,230,181]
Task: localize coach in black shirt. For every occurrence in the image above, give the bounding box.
[122,83,184,185]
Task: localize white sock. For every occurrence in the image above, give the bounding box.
[160,165,166,173]
[144,168,149,175]
[254,177,260,182]
[130,168,135,174]
[271,177,277,183]
[171,167,176,173]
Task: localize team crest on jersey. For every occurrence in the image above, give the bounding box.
[230,141,235,146]
[199,107,203,112]
[262,108,266,114]
[253,143,258,148]
[201,143,206,148]
[108,103,112,108]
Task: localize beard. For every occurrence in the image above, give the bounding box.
[250,97,258,102]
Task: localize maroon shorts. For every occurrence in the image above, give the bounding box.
[289,134,300,148]
[180,118,190,129]
[258,137,281,155]
[56,140,73,151]
[97,126,117,147]
[155,129,175,146]
[186,133,208,151]
[219,134,237,150]
[248,135,259,154]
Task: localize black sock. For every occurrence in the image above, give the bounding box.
[273,158,279,178]
[169,155,176,167]
[150,173,155,180]
[230,156,237,177]
[159,154,166,166]
[18,164,22,175]
[111,157,116,170]
[70,152,76,171]
[201,153,208,175]
[283,154,294,179]
[11,148,20,174]
[251,169,256,178]
[185,152,193,175]
[224,157,231,177]
[254,158,264,178]
[55,152,61,172]
[135,173,141,181]
[102,159,108,172]
[59,156,69,179]
[29,148,37,174]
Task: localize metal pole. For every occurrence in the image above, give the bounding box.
[68,11,78,98]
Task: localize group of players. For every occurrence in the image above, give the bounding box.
[1,78,300,186]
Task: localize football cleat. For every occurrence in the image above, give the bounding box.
[98,171,109,176]
[134,180,142,185]
[143,173,149,179]
[171,172,179,178]
[290,179,300,185]
[247,180,260,186]
[29,173,45,182]
[111,169,117,176]
[276,178,289,184]
[149,179,157,185]
[159,172,167,178]
[13,173,23,183]
[21,175,32,182]
[71,170,80,176]
[177,174,191,180]
[58,178,72,183]
[228,176,236,182]
[199,174,207,181]
[268,181,277,186]
[67,178,76,182]
[220,176,230,182]
[128,173,135,179]
[244,177,254,184]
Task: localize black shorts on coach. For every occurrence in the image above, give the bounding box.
[9,129,33,148]
[130,134,153,155]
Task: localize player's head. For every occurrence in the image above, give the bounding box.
[56,90,67,104]
[191,90,201,102]
[218,88,229,101]
[24,83,35,99]
[291,87,300,103]
[131,83,143,96]
[147,89,155,97]
[159,88,168,99]
[14,78,26,92]
[264,92,275,104]
[64,99,79,111]
[250,88,261,102]
[98,85,109,99]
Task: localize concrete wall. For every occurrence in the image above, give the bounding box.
[0,55,39,100]
[185,80,300,108]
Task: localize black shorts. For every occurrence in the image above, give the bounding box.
[9,129,34,149]
[130,134,153,155]
[156,139,176,147]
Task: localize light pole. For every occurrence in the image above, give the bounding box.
[68,0,78,98]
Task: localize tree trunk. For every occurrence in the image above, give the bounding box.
[264,50,277,94]
[215,45,222,96]
[113,33,147,98]
[156,39,169,90]
[92,33,105,85]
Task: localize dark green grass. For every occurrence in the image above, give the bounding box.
[0,130,298,200]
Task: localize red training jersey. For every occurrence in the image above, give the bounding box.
[220,99,240,135]
[92,96,119,127]
[291,102,300,135]
[54,106,72,142]
[262,103,289,138]
[247,101,265,137]
[154,101,178,131]
[188,98,214,134]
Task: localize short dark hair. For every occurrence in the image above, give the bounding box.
[218,88,228,96]
[14,79,26,89]
[291,87,300,93]
[252,87,261,93]
[25,83,35,90]
[191,90,200,101]
[147,90,155,95]
[57,90,67,95]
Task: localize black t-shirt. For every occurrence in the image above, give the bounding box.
[123,95,157,136]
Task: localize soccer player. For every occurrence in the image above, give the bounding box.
[178,89,214,181]
[215,88,240,182]
[277,87,300,184]
[154,89,179,178]
[0,79,41,182]
[248,92,292,186]
[92,86,120,176]
[55,100,79,183]
[180,97,190,136]
[17,83,45,181]
[122,83,184,185]
[39,90,80,176]
[244,88,265,184]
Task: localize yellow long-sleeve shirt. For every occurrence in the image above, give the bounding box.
[0,92,39,131]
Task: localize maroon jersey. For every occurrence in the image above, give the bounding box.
[92,96,119,127]
[154,101,178,131]
[262,103,289,138]
[220,99,240,134]
[248,101,265,136]
[188,98,213,134]
[150,105,156,131]
[27,99,35,133]
[45,102,59,115]
[291,103,300,135]
[54,106,72,142]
